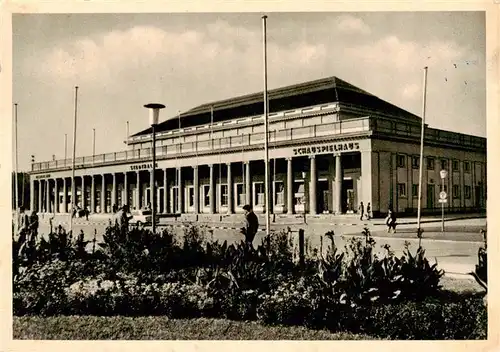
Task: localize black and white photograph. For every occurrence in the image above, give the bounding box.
[2,2,499,346]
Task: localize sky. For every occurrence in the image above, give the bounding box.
[12,12,486,171]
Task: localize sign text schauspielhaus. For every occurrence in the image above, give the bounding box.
[293,142,360,156]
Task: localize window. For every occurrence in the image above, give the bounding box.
[254,182,265,206]
[412,156,420,169]
[203,185,210,207]
[452,160,459,172]
[274,181,284,205]
[427,157,435,170]
[464,161,471,173]
[464,185,471,199]
[397,155,406,168]
[453,185,460,198]
[220,184,228,207]
[441,159,448,171]
[412,184,418,197]
[398,183,407,197]
[236,183,245,207]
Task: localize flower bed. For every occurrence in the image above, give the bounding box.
[12,225,487,339]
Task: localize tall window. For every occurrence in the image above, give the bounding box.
[397,155,406,168]
[398,183,407,197]
[412,156,420,169]
[453,185,460,198]
[441,159,448,170]
[254,182,265,206]
[452,160,459,172]
[464,185,471,199]
[274,181,284,205]
[236,183,245,207]
[427,157,435,170]
[412,184,418,197]
[464,161,471,173]
[220,184,228,207]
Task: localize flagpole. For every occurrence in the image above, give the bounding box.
[70,86,79,234]
[417,67,428,242]
[262,15,270,238]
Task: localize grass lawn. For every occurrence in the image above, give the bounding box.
[13,316,377,340]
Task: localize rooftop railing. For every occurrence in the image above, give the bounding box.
[31,115,485,173]
[31,116,371,172]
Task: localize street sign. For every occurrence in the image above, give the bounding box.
[439,191,447,200]
[438,199,447,203]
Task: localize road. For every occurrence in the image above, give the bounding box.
[35,216,485,277]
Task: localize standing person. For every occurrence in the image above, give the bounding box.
[29,210,39,246]
[358,201,364,220]
[366,202,372,220]
[115,204,132,237]
[386,208,397,233]
[241,204,259,246]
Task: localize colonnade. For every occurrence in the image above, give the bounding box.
[30,154,347,215]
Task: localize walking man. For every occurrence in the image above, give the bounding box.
[241,204,259,246]
[366,202,371,220]
[358,201,364,220]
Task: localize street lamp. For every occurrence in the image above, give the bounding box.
[144,103,165,234]
[439,169,448,232]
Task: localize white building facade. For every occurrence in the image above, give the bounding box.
[29,77,486,218]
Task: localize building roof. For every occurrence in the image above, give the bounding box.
[132,76,422,137]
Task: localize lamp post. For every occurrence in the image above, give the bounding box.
[144,103,165,234]
[440,169,448,232]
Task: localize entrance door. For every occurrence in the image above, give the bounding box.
[342,179,354,213]
[317,180,329,213]
[427,184,435,210]
[475,186,481,209]
[158,187,164,213]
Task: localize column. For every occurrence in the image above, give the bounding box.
[91,175,95,213]
[136,171,140,210]
[30,179,35,211]
[309,155,317,215]
[209,164,215,214]
[178,167,183,213]
[163,169,168,214]
[101,174,106,213]
[227,163,233,214]
[54,179,59,213]
[112,173,116,210]
[38,180,42,212]
[193,166,199,214]
[287,157,293,214]
[361,151,374,214]
[81,176,86,210]
[46,180,50,213]
[124,172,128,207]
[63,177,67,213]
[245,161,251,206]
[335,154,342,214]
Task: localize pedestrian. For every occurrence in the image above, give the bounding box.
[85,206,89,220]
[241,204,259,246]
[115,204,132,237]
[112,204,117,213]
[386,208,397,233]
[358,201,364,220]
[29,210,39,245]
[366,202,371,220]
